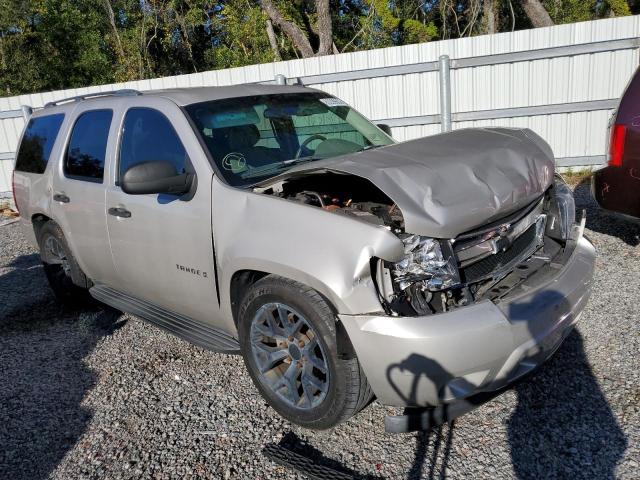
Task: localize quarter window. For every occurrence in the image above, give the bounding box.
[65,110,113,181]
[119,108,187,180]
[15,114,65,174]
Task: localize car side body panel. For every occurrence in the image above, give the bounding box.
[211,178,405,329]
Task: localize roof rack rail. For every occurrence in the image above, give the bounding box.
[44,89,142,108]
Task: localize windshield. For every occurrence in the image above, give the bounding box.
[185,92,393,186]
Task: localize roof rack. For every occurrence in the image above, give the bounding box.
[44,89,142,108]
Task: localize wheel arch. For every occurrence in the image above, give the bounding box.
[229,268,357,360]
[31,212,52,239]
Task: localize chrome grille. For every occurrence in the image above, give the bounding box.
[460,223,538,283]
[454,203,547,284]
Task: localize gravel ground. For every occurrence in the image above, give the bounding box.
[0,181,638,480]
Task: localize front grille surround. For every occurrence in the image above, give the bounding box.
[458,215,546,285]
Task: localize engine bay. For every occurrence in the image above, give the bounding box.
[255,172,405,231]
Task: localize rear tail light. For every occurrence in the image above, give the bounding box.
[11,170,19,214]
[608,124,626,167]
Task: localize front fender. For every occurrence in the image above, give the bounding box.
[212,179,404,323]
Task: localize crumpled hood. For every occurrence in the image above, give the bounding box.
[270,127,555,238]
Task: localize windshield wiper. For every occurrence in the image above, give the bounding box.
[241,155,322,179]
[358,144,382,152]
[281,155,323,166]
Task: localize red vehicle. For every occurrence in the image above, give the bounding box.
[592,67,640,219]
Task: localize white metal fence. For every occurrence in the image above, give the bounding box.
[1,15,639,195]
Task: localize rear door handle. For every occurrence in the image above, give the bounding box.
[108,207,131,218]
[53,193,70,203]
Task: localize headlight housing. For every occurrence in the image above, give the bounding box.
[546,177,576,241]
[391,235,460,291]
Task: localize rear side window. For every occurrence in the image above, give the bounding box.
[15,114,65,174]
[65,110,113,182]
[119,108,187,179]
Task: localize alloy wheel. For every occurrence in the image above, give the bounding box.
[250,302,329,409]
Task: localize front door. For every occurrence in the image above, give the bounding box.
[105,99,219,325]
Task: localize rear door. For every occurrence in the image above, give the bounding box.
[105,97,219,325]
[49,101,117,283]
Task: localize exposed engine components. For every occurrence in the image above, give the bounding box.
[259,172,405,230]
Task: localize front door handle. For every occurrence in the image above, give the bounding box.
[53,193,70,203]
[108,207,131,218]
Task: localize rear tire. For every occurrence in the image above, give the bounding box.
[238,275,373,430]
[37,221,92,305]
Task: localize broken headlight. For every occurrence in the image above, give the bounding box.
[391,235,460,291]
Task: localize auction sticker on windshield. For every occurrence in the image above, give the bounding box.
[320,97,348,107]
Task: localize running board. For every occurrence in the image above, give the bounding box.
[90,285,240,354]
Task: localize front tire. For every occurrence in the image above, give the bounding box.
[37,221,92,305]
[238,275,372,430]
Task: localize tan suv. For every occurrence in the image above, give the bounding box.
[12,85,595,432]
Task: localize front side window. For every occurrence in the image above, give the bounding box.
[15,114,65,174]
[185,93,393,187]
[65,110,112,181]
[119,108,187,180]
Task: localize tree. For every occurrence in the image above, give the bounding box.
[483,0,497,34]
[0,0,113,95]
[260,0,333,57]
[522,0,554,27]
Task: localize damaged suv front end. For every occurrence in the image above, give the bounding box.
[256,163,594,425]
[346,177,594,426]
[188,89,595,431]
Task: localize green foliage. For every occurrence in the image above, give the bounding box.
[542,0,594,23]
[0,0,635,96]
[205,2,274,68]
[0,0,113,95]
[605,0,632,15]
[369,0,438,45]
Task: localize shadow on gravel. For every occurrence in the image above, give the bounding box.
[264,431,384,479]
[574,178,639,246]
[408,423,454,480]
[507,286,627,479]
[0,255,125,480]
[0,253,48,318]
[508,330,627,479]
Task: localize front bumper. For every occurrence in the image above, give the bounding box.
[339,235,596,408]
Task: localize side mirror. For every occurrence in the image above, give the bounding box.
[377,123,392,137]
[121,161,194,195]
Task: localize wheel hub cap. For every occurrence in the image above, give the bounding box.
[250,302,329,410]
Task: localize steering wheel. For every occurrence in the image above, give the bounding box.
[295,134,327,158]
